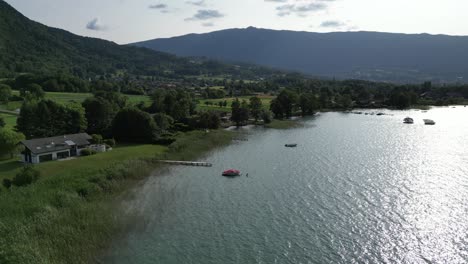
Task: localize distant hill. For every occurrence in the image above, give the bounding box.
[133,27,468,83]
[0,1,277,79]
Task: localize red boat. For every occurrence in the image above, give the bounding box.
[222,169,241,177]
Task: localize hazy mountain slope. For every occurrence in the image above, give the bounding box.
[0,1,277,79]
[134,27,468,83]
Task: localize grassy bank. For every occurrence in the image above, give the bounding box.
[0,130,234,264]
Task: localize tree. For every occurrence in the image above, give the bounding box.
[0,129,25,158]
[112,108,158,143]
[17,100,87,139]
[249,97,263,123]
[276,90,297,117]
[0,117,5,128]
[261,110,272,124]
[20,83,45,100]
[270,98,284,119]
[82,97,116,136]
[299,93,318,115]
[338,94,353,109]
[153,113,174,131]
[198,111,220,129]
[0,84,12,103]
[231,98,249,126]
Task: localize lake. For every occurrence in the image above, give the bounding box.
[101,107,468,264]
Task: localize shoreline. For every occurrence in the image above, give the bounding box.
[0,130,237,264]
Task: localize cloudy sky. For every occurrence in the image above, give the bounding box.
[5,0,467,44]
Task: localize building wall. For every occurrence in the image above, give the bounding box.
[23,150,71,164]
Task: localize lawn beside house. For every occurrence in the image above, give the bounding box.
[0,130,234,264]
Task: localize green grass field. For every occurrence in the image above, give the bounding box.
[10,90,151,105]
[0,113,17,130]
[198,95,274,112]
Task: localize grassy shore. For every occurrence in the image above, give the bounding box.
[0,130,234,264]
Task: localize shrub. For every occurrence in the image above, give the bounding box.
[12,166,40,187]
[154,136,176,145]
[91,134,103,144]
[80,148,97,156]
[103,138,116,147]
[261,110,272,124]
[2,178,12,189]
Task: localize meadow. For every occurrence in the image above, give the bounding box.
[198,95,274,112]
[10,90,151,105]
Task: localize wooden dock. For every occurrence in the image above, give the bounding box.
[156,160,213,167]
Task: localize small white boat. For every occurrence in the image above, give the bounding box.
[403,117,414,124]
[423,119,436,125]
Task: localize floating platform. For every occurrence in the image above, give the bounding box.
[156,160,213,167]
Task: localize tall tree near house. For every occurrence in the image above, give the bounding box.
[17,100,87,139]
[112,108,159,143]
[0,129,25,158]
[82,97,116,136]
[0,84,12,103]
[249,96,263,123]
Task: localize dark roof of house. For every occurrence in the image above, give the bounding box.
[21,133,92,155]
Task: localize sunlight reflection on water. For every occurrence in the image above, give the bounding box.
[102,107,468,264]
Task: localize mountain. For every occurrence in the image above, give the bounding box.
[0,1,277,79]
[133,27,468,83]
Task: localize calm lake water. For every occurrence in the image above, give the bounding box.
[102,107,468,264]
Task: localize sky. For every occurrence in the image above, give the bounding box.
[4,0,468,44]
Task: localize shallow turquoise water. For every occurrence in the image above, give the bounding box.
[102,107,468,264]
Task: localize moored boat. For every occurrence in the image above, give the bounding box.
[403,117,414,124]
[222,169,241,177]
[423,119,436,125]
[285,144,297,148]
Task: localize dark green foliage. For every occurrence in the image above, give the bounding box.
[270,89,298,118]
[2,178,11,189]
[112,108,159,143]
[150,89,195,121]
[249,96,262,122]
[103,138,116,147]
[91,134,103,144]
[231,98,249,126]
[299,93,319,115]
[196,111,221,129]
[0,84,12,103]
[0,117,4,128]
[17,100,87,139]
[203,88,225,99]
[82,91,126,136]
[13,74,90,93]
[0,129,25,158]
[153,113,174,131]
[20,83,45,100]
[12,166,40,187]
[261,110,272,124]
[80,149,97,156]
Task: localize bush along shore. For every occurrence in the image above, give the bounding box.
[0,130,235,264]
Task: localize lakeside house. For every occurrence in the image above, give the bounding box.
[20,133,98,164]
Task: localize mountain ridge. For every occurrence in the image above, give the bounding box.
[133,27,468,83]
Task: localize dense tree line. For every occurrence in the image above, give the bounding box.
[17,100,86,139]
